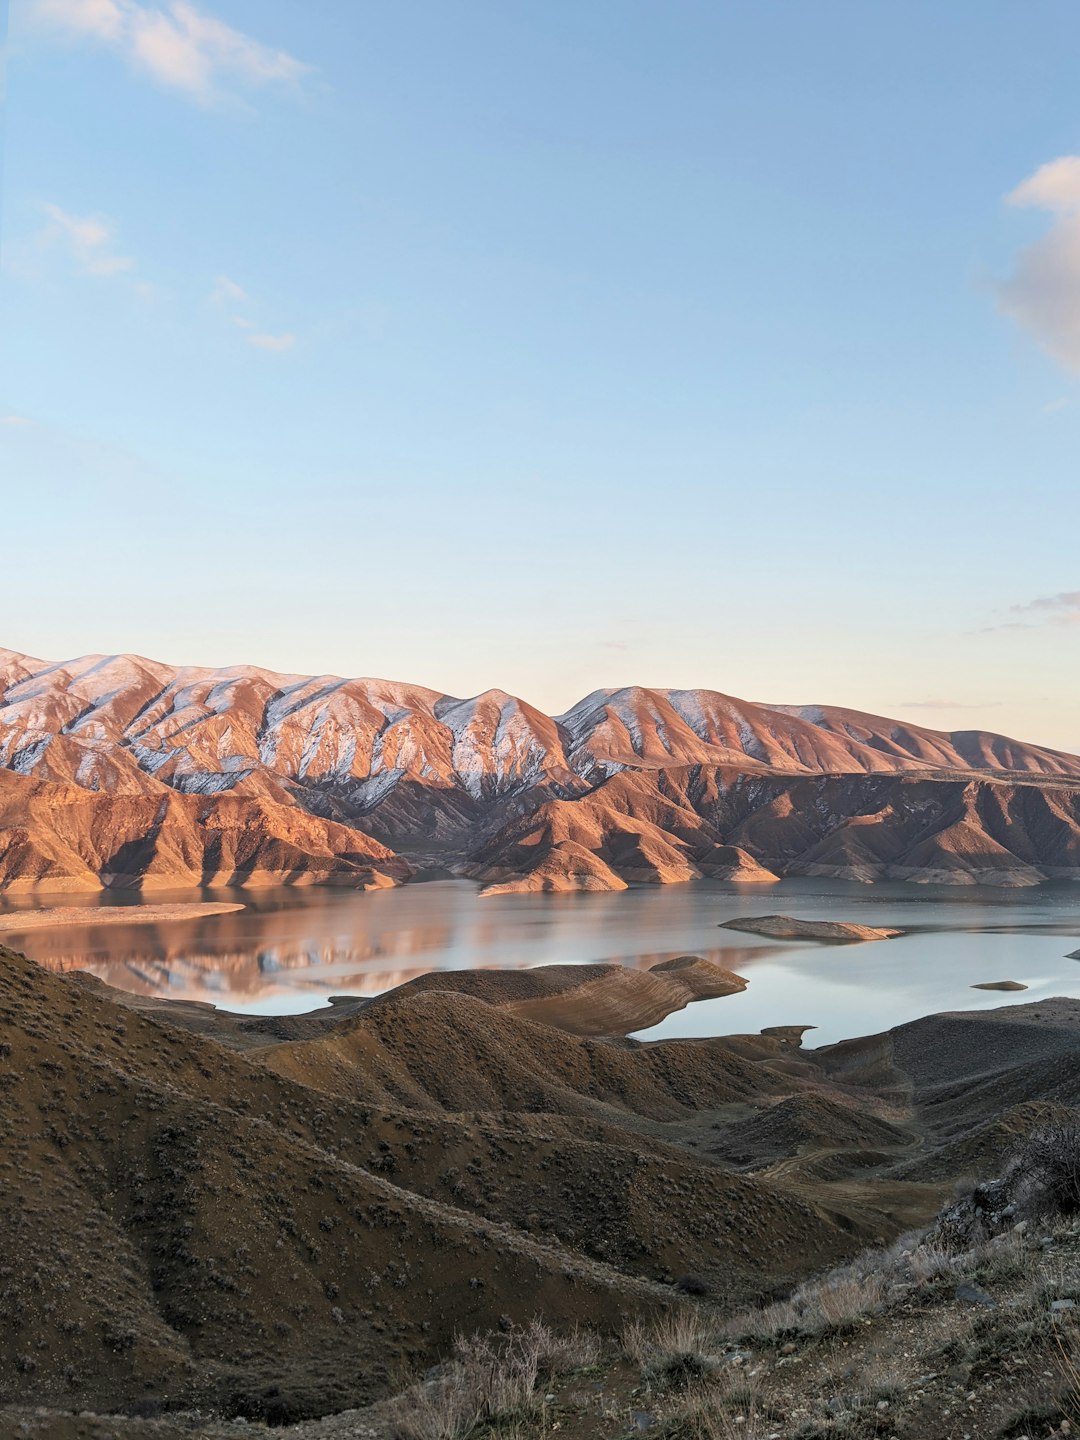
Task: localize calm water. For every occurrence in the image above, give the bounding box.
[5,879,1080,1047]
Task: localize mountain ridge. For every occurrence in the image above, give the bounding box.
[1,646,1079,893]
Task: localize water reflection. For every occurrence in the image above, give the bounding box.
[4,878,1080,1042]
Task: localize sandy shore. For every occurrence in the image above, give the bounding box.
[0,902,245,933]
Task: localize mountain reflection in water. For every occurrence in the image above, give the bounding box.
[4,878,1080,1042]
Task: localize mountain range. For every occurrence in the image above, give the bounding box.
[1,645,1079,892]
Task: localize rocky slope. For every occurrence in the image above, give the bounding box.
[0,940,908,1422]
[6,943,1080,1436]
[470,767,1080,890]
[2,646,1080,892]
[0,769,410,893]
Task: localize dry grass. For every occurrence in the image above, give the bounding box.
[394,1320,599,1440]
[809,1272,885,1332]
[723,1224,1043,1349]
[622,1308,723,1390]
[658,1386,769,1439]
[1052,1318,1080,1429]
[724,1270,885,1345]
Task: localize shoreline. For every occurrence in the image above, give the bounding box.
[0,902,246,933]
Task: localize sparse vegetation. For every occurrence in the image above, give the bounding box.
[622,1309,723,1390]
[10,922,1080,1439]
[394,1321,600,1440]
[1009,1123,1080,1222]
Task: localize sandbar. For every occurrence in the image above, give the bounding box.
[0,902,245,933]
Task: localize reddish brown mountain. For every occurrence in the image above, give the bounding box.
[1,646,1079,892]
[0,769,410,893]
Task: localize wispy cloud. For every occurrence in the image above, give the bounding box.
[0,415,32,426]
[247,332,296,353]
[28,0,311,106]
[1011,591,1080,625]
[901,698,1001,711]
[982,590,1080,633]
[42,202,134,277]
[207,276,296,354]
[210,273,248,306]
[998,156,1080,373]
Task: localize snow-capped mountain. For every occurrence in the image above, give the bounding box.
[1,646,1079,892]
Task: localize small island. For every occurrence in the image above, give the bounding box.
[719,914,903,944]
[971,980,1028,992]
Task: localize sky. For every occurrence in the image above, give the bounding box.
[0,1,1078,751]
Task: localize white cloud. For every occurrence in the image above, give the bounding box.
[1008,157,1080,214]
[0,416,32,426]
[42,202,133,277]
[28,0,310,104]
[247,332,295,353]
[32,0,125,40]
[207,274,298,353]
[998,156,1080,373]
[210,273,248,305]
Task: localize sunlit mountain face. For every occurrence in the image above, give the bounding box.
[1,646,1079,896]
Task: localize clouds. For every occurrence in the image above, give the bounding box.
[998,156,1080,374]
[900,699,999,711]
[246,333,296,353]
[207,275,296,355]
[14,204,298,355]
[210,274,248,306]
[27,0,310,105]
[41,202,133,277]
[982,591,1080,633]
[1011,591,1080,626]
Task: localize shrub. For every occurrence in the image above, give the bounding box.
[1009,1123,1080,1221]
[657,1383,769,1440]
[622,1309,721,1389]
[675,1274,710,1297]
[395,1320,597,1440]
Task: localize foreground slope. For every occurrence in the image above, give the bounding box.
[6,930,1080,1435]
[6,950,1080,1434]
[0,943,892,1421]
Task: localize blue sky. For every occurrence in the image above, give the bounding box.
[1,1,1078,750]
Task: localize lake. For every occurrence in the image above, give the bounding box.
[4,878,1080,1046]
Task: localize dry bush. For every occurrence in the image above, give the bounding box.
[622,1308,722,1389]
[1021,1253,1080,1311]
[801,1272,885,1334]
[395,1319,594,1440]
[971,1228,1030,1285]
[905,1241,956,1285]
[1009,1123,1080,1221]
[535,1322,601,1376]
[721,1297,800,1345]
[723,1268,886,1346]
